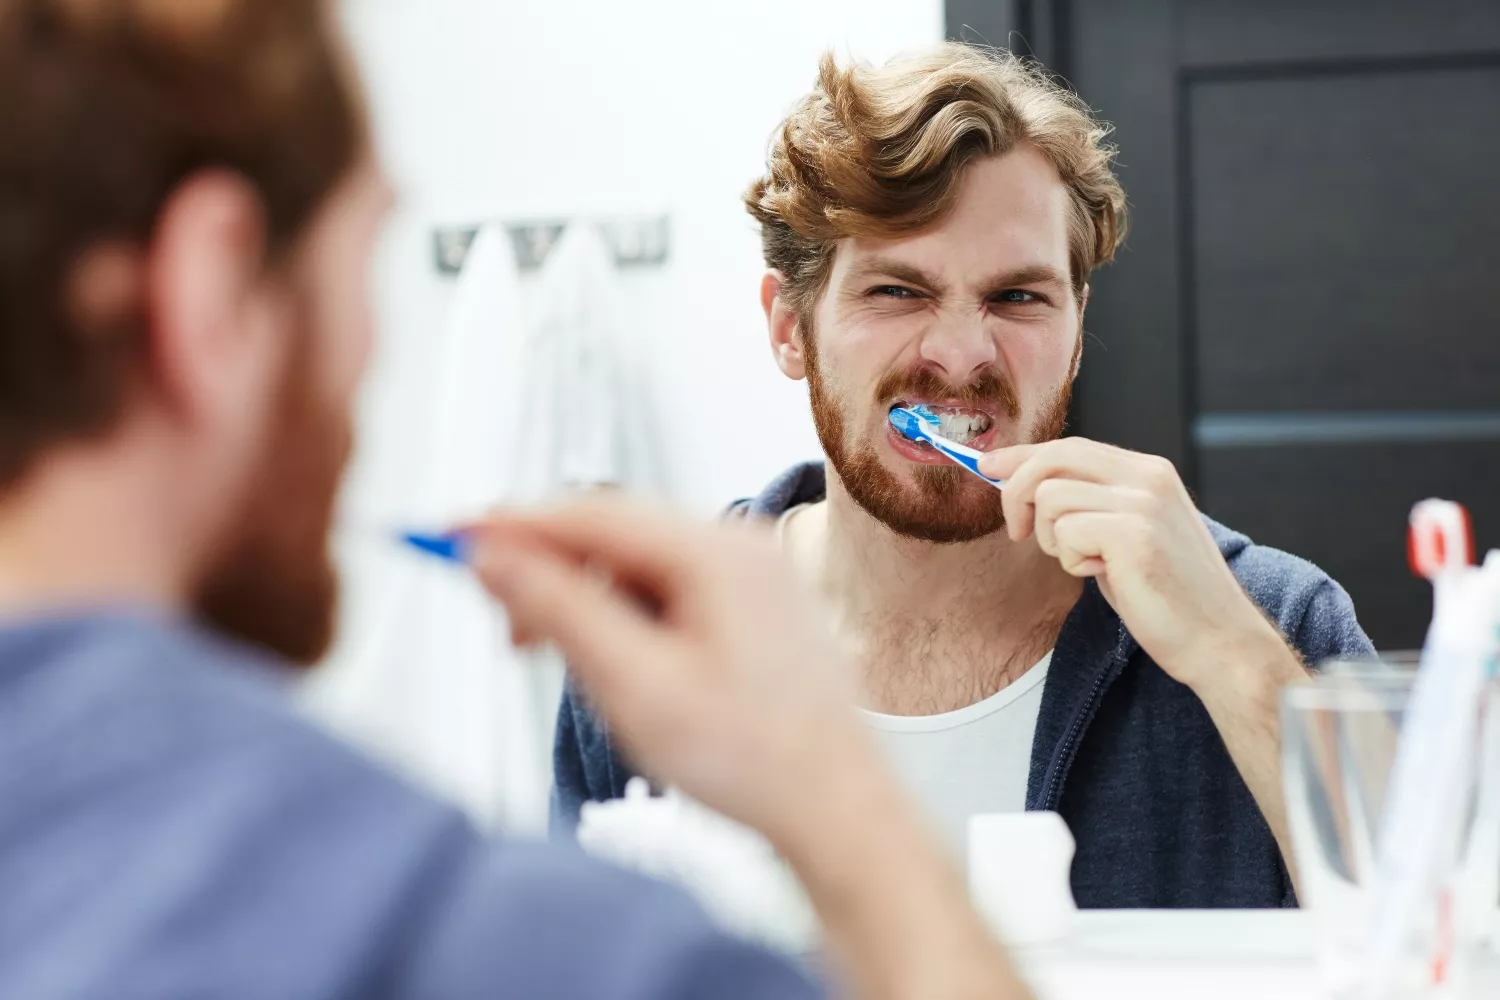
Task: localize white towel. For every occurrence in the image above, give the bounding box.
[307,221,667,834]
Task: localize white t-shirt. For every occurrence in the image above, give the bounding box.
[862,653,1050,859]
[776,503,1050,861]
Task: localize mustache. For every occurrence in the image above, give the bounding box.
[874,365,1022,420]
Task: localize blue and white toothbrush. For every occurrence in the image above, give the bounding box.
[888,404,1006,490]
[338,517,475,565]
[399,529,472,564]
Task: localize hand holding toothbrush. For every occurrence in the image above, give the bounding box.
[884,408,1273,681]
[979,437,1296,688]
[471,501,867,835]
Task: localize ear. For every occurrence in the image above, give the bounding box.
[761,270,807,380]
[145,170,285,428]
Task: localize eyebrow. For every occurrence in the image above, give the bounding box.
[985,264,1070,292]
[844,257,1072,297]
[844,257,945,293]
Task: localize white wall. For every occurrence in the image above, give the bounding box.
[340,0,941,522]
[311,0,942,815]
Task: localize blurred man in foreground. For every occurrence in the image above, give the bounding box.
[0,2,1026,997]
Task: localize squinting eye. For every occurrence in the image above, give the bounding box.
[871,285,918,299]
[997,290,1038,304]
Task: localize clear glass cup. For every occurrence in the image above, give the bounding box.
[1282,661,1500,998]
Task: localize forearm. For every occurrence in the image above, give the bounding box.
[1186,616,1312,898]
[771,753,1031,1000]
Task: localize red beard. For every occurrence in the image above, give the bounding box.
[805,336,1071,544]
[193,339,351,664]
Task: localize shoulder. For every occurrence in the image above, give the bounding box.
[9,611,474,861]
[0,613,491,995]
[732,462,828,521]
[1205,516,1335,613]
[1201,516,1374,659]
[59,615,441,801]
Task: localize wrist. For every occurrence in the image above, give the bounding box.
[764,730,964,932]
[1182,610,1308,710]
[768,735,924,876]
[770,746,1021,1000]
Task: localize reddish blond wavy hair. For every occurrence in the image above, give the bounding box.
[745,43,1128,313]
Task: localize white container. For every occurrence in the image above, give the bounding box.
[577,779,819,954]
[968,810,1077,946]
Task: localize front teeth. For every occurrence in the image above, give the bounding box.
[934,411,992,444]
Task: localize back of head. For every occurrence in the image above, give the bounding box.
[745,42,1128,314]
[0,0,362,489]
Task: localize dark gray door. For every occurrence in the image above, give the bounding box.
[949,0,1500,649]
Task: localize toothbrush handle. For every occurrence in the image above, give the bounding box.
[929,438,1006,490]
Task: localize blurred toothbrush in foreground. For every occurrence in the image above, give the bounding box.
[398,529,472,564]
[334,519,474,565]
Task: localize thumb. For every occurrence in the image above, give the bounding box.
[978,443,1037,480]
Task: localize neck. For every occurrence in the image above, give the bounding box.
[785,471,1082,714]
[0,447,196,620]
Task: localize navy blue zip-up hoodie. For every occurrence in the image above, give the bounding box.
[552,462,1375,909]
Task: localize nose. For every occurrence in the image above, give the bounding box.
[918,310,998,386]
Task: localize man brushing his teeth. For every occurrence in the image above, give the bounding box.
[554,44,1372,909]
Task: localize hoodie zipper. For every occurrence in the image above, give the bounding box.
[1038,623,1134,811]
[1034,516,1250,810]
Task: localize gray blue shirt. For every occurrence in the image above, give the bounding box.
[0,610,820,999]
